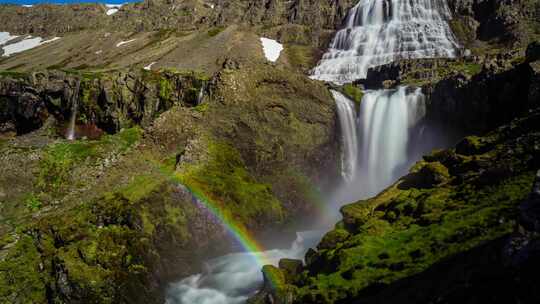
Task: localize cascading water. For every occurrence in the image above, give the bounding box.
[197,83,206,105]
[357,87,427,196]
[311,0,460,84]
[332,90,359,183]
[166,1,459,303]
[66,97,78,141]
[166,231,322,304]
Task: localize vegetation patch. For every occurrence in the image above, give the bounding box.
[342,84,364,105]
[179,140,284,226]
[280,110,540,303]
[37,127,142,194]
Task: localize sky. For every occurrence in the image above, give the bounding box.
[0,0,137,4]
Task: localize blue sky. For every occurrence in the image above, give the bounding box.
[0,0,137,4]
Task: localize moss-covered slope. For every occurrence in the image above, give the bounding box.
[259,108,540,303]
[0,62,338,303]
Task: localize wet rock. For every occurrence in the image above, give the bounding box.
[317,229,350,250]
[519,170,540,232]
[400,162,450,189]
[278,259,303,283]
[456,136,492,156]
[526,41,540,63]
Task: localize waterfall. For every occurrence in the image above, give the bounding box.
[197,84,205,105]
[311,0,460,84]
[357,87,426,196]
[66,97,78,141]
[331,90,359,183]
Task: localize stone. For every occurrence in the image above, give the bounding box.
[526,41,540,63]
[317,229,350,250]
[519,170,540,232]
[278,259,304,283]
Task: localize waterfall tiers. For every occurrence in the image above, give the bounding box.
[312,0,460,84]
[332,87,427,197]
[332,90,359,184]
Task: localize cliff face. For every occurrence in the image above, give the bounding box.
[0,63,339,303]
[246,2,540,304]
[1,0,540,303]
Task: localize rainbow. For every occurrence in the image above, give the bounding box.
[154,162,282,288]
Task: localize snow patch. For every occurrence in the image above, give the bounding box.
[260,37,283,62]
[2,36,61,57]
[116,39,136,47]
[22,5,33,7]
[106,8,119,15]
[105,4,123,16]
[144,62,157,71]
[95,50,103,55]
[0,32,18,46]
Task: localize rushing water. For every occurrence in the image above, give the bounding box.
[357,87,427,196]
[311,0,459,84]
[332,90,359,184]
[165,231,322,304]
[66,94,78,141]
[166,1,459,303]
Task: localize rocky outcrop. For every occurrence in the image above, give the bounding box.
[0,0,355,47]
[254,107,540,304]
[447,0,540,49]
[359,41,539,136]
[0,62,339,303]
[0,70,207,137]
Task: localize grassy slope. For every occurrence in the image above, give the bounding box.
[270,109,540,303]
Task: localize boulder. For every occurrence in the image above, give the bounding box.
[526,41,540,63]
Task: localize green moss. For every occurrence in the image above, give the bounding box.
[207,27,225,37]
[194,102,209,113]
[159,77,174,101]
[291,110,540,302]
[24,193,42,211]
[0,70,28,79]
[37,128,142,193]
[285,44,317,71]
[342,84,364,105]
[179,140,284,226]
[298,171,534,302]
[0,235,48,303]
[119,175,162,203]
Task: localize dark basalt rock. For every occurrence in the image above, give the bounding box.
[0,70,206,137]
[519,170,540,232]
[526,41,540,63]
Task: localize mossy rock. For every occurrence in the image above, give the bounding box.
[318,229,350,250]
[282,109,540,303]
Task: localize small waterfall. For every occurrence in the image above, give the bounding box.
[331,90,359,183]
[66,95,79,141]
[357,87,426,196]
[196,84,205,105]
[311,0,460,84]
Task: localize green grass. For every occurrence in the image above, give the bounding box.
[207,27,225,37]
[37,128,142,193]
[0,70,27,79]
[179,140,284,225]
[342,84,364,105]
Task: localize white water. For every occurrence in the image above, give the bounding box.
[332,90,359,183]
[166,1,458,303]
[197,83,206,105]
[328,87,430,208]
[166,231,322,304]
[357,87,426,196]
[66,96,78,141]
[311,0,459,84]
